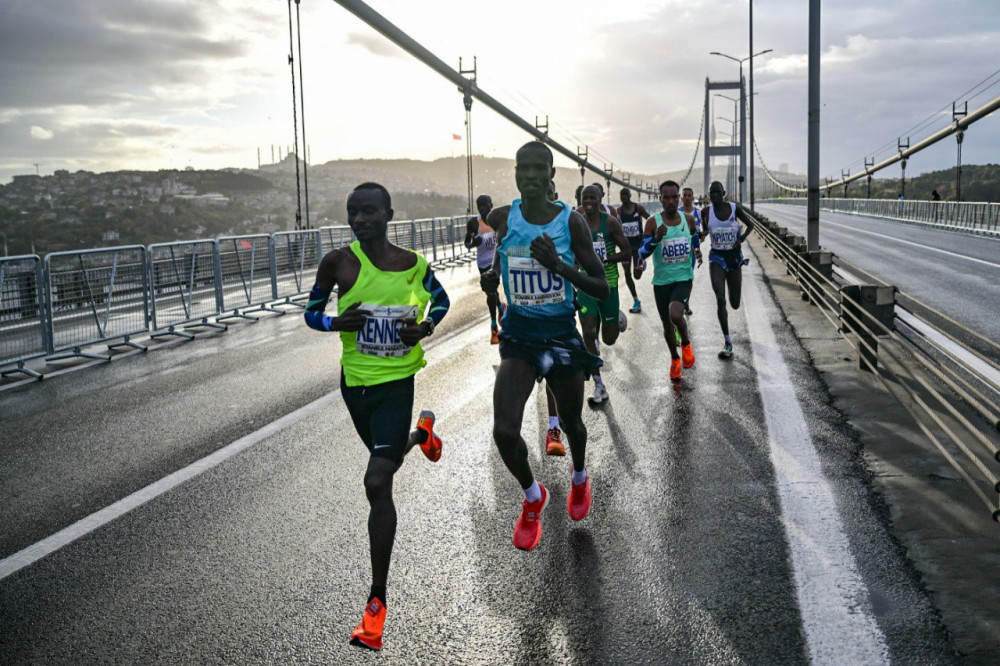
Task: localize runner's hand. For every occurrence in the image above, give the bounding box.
[529,233,559,269]
[695,249,703,267]
[398,318,426,346]
[654,225,667,242]
[480,269,500,294]
[334,301,371,332]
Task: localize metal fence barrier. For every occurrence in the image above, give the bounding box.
[271,230,322,308]
[45,246,149,360]
[0,255,46,378]
[215,234,281,321]
[147,240,226,340]
[760,198,1000,235]
[750,207,1000,522]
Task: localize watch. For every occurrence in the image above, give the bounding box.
[422,318,435,335]
[552,260,566,275]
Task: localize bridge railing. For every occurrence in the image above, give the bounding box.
[749,207,1000,522]
[760,198,1000,235]
[0,255,46,379]
[0,218,478,379]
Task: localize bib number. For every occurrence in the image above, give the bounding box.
[622,221,641,237]
[480,232,497,251]
[711,229,739,250]
[355,304,419,357]
[507,256,566,306]
[661,236,691,264]
[592,237,607,261]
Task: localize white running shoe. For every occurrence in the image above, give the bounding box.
[588,384,609,405]
[618,310,628,333]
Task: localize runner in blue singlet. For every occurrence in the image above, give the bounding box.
[480,142,609,552]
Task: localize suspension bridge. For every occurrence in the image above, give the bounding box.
[1,1,999,663]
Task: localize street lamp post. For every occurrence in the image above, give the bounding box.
[710,48,772,205]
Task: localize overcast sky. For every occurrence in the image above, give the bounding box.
[1,0,998,187]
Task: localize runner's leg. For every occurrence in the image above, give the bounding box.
[547,370,588,474]
[726,266,742,310]
[493,358,543,489]
[710,262,730,338]
[364,456,401,593]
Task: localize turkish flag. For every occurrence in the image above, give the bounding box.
[452,133,462,140]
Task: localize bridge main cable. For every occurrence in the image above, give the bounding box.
[330,0,655,197]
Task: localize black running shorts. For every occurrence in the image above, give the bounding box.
[340,372,415,464]
[653,280,693,320]
[498,329,602,381]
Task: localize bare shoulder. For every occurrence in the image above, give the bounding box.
[487,205,509,231]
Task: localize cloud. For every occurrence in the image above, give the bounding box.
[30,126,54,140]
[346,32,407,60]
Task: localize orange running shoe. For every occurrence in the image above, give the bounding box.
[415,410,442,462]
[545,428,566,456]
[681,342,696,369]
[490,325,500,345]
[670,358,682,382]
[567,475,592,521]
[349,597,386,651]
[513,483,548,551]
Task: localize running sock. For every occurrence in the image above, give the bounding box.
[524,480,542,503]
[724,334,732,345]
[368,585,387,604]
[593,374,604,388]
[572,467,587,485]
[549,416,560,430]
[491,316,497,327]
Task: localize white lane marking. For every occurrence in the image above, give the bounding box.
[742,254,889,665]
[761,206,1000,268]
[0,314,491,582]
[0,389,340,581]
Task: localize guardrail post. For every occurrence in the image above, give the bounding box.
[431,219,438,263]
[839,284,895,372]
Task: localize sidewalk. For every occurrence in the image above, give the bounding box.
[749,236,1000,665]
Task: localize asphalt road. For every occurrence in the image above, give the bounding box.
[0,248,958,664]
[756,203,1000,343]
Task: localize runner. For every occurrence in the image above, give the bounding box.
[481,141,608,550]
[305,182,451,651]
[616,187,650,314]
[545,181,565,456]
[638,180,701,382]
[699,181,755,359]
[465,194,504,343]
[678,186,702,316]
[578,184,632,405]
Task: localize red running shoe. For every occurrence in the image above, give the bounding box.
[681,342,696,369]
[415,410,442,462]
[545,428,566,456]
[567,475,592,521]
[349,597,386,651]
[670,358,682,382]
[513,483,548,551]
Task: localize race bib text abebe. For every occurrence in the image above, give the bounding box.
[622,221,641,237]
[661,236,691,264]
[507,256,567,306]
[355,304,419,357]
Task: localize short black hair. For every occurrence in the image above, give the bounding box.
[620,187,631,196]
[353,182,391,209]
[659,179,680,192]
[476,194,492,206]
[516,140,553,165]
[682,186,694,194]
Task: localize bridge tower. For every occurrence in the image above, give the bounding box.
[703,77,747,201]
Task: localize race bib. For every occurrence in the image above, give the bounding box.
[355,304,419,357]
[592,237,607,261]
[507,256,567,307]
[479,232,497,251]
[661,236,691,264]
[711,228,739,250]
[621,220,641,237]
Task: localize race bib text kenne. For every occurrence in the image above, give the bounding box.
[355,304,419,357]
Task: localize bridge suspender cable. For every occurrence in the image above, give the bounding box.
[757,93,1000,195]
[328,0,656,197]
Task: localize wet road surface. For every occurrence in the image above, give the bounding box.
[0,246,957,664]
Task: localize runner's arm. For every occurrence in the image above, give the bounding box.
[480,206,509,294]
[699,206,710,240]
[734,205,756,242]
[304,250,370,332]
[464,218,482,249]
[637,203,650,219]
[530,212,608,301]
[604,216,632,264]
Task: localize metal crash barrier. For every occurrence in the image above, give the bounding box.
[45,246,149,361]
[215,234,280,321]
[147,240,227,340]
[0,255,46,378]
[271,230,322,308]
[760,198,1000,236]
